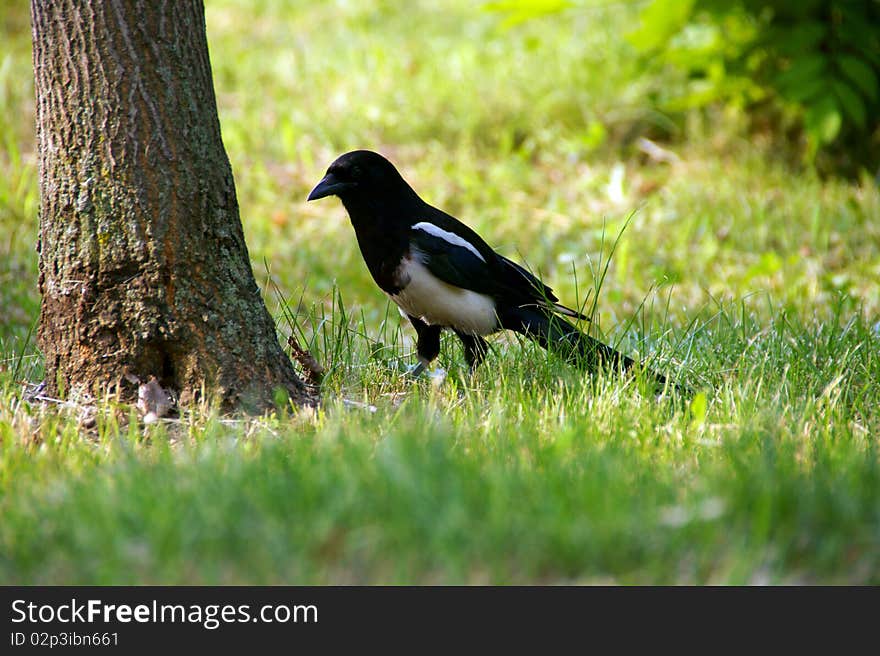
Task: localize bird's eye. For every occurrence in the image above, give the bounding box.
[351,165,363,178]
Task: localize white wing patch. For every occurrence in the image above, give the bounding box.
[412,222,486,263]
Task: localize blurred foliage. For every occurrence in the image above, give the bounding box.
[629,0,880,174]
[490,0,880,174]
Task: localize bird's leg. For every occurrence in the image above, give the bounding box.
[406,316,441,377]
[454,330,489,374]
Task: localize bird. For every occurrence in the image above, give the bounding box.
[307,149,675,389]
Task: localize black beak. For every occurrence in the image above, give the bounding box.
[307,173,355,201]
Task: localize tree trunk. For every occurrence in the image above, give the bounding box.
[30,0,311,411]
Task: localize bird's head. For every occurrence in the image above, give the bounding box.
[307,150,412,205]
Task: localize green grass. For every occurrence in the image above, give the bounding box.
[1,0,879,584]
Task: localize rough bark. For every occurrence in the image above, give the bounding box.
[31,0,311,411]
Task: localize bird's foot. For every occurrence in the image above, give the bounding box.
[426,367,447,387]
[404,360,447,386]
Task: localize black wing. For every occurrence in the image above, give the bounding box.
[498,255,588,320]
[408,222,496,295]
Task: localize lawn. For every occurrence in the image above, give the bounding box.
[0,0,878,584]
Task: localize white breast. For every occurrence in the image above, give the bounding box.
[390,257,498,335]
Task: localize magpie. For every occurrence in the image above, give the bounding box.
[308,149,673,388]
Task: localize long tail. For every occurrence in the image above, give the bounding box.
[502,307,680,392]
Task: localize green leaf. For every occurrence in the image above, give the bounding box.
[774,53,827,100]
[483,0,571,28]
[745,251,782,281]
[837,14,880,68]
[482,0,570,15]
[689,392,707,427]
[831,79,866,128]
[804,96,842,144]
[627,0,696,53]
[768,20,827,56]
[837,55,879,102]
[779,76,827,104]
[578,120,607,150]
